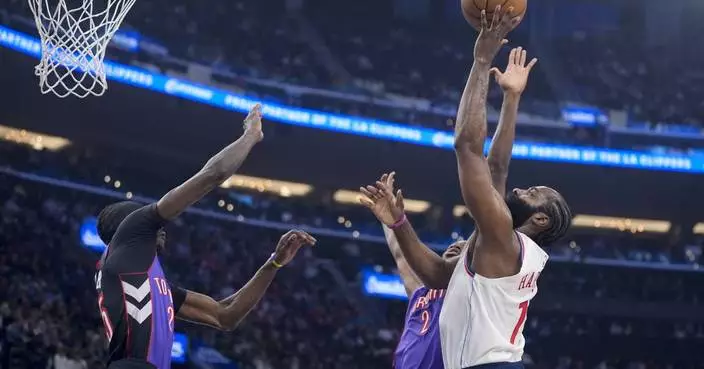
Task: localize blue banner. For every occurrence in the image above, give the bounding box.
[172,333,189,363]
[80,217,106,251]
[2,25,703,173]
[361,269,408,300]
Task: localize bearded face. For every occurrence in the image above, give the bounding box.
[505,190,540,229]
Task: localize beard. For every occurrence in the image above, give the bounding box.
[505,192,538,229]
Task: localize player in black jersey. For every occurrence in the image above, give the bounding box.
[94,104,317,369]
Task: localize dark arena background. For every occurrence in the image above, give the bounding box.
[1,0,704,368]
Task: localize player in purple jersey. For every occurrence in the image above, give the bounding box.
[94,104,316,369]
[362,173,465,369]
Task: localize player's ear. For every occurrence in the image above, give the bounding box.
[530,212,550,229]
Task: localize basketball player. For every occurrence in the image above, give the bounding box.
[360,6,571,369]
[375,173,464,369]
[94,104,317,369]
[361,41,540,369]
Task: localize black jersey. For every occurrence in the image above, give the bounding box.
[95,204,187,369]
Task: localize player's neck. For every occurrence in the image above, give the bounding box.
[515,224,537,240]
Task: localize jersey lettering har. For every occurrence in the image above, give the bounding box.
[439,231,549,369]
[394,287,445,369]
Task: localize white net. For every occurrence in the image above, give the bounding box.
[28,0,136,98]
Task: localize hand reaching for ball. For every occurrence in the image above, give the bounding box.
[473,5,522,65]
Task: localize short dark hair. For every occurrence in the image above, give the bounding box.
[534,194,572,246]
[97,201,143,245]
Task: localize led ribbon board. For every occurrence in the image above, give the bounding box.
[1,25,701,173]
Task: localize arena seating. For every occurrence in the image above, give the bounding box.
[1,140,703,369]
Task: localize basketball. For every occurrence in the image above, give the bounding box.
[461,0,527,31]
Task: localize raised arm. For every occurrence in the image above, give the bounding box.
[360,173,455,289]
[382,224,422,296]
[487,47,537,197]
[175,230,315,331]
[155,104,264,221]
[454,7,518,249]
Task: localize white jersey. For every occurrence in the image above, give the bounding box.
[439,231,548,369]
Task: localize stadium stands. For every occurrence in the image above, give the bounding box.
[2,1,704,368]
[1,139,703,369]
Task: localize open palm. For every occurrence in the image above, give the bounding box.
[359,172,405,226]
[490,47,538,95]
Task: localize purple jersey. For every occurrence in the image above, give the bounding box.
[394,287,445,369]
[96,204,187,369]
[146,257,176,369]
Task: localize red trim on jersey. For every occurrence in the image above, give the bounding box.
[464,248,475,277]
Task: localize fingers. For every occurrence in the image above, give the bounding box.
[387,171,396,188]
[480,10,488,31]
[359,196,375,208]
[508,47,517,66]
[519,48,527,66]
[283,230,316,244]
[490,5,501,30]
[526,57,538,71]
[495,6,514,34]
[395,189,405,210]
[293,230,316,245]
[366,185,380,196]
[510,16,522,30]
[375,181,393,197]
[247,103,262,118]
[489,67,502,82]
[359,186,379,199]
[279,230,295,245]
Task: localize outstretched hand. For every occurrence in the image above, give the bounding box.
[474,5,521,64]
[243,104,264,142]
[272,230,316,267]
[359,172,405,227]
[490,46,537,96]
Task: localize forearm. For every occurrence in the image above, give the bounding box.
[203,132,260,182]
[217,261,278,330]
[487,92,520,194]
[454,61,492,154]
[392,220,453,289]
[383,224,422,293]
[382,224,404,260]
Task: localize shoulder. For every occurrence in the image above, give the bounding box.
[516,232,549,268]
[110,203,166,247]
[121,203,167,228]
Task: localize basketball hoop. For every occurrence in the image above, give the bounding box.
[28,0,136,98]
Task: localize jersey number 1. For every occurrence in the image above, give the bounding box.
[510,301,529,344]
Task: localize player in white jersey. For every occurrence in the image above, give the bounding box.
[443,7,572,368]
[359,6,572,369]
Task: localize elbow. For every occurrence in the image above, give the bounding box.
[453,137,469,152]
[454,142,483,162]
[217,315,241,332]
[218,322,239,332]
[215,305,242,332]
[453,138,481,157]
